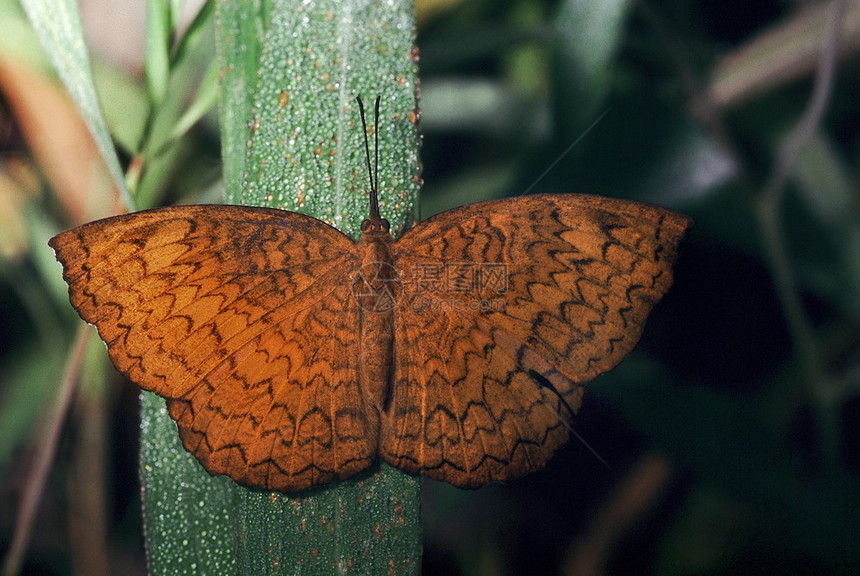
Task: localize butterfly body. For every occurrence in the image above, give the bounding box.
[50,194,689,492]
[353,217,398,442]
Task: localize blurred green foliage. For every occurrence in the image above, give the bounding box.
[1,0,859,574]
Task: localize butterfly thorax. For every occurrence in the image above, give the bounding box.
[352,225,399,426]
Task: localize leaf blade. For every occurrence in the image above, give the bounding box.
[20,0,134,210]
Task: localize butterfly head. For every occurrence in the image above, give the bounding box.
[360,215,391,235]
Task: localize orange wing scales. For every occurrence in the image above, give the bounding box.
[384,308,581,487]
[382,194,688,488]
[165,288,374,491]
[50,195,689,492]
[51,205,380,492]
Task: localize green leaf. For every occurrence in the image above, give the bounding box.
[146,0,172,105]
[91,61,150,156]
[0,343,66,468]
[238,0,420,237]
[707,2,860,108]
[554,0,631,134]
[169,58,220,142]
[215,0,273,200]
[792,133,860,320]
[173,0,216,67]
[169,0,185,33]
[139,392,239,574]
[19,0,134,210]
[141,0,422,573]
[135,4,216,209]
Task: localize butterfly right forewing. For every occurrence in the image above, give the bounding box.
[382,194,689,487]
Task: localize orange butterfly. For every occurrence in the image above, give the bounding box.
[50,100,689,492]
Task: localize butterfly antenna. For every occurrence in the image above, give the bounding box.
[357,95,381,220]
[373,95,380,194]
[529,371,611,470]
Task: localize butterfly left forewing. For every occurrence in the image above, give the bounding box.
[51,205,377,492]
[382,194,689,486]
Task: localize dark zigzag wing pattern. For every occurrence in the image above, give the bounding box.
[164,269,373,491]
[383,305,584,487]
[50,194,688,492]
[49,205,376,492]
[381,194,689,487]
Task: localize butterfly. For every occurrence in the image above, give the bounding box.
[50,99,690,493]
